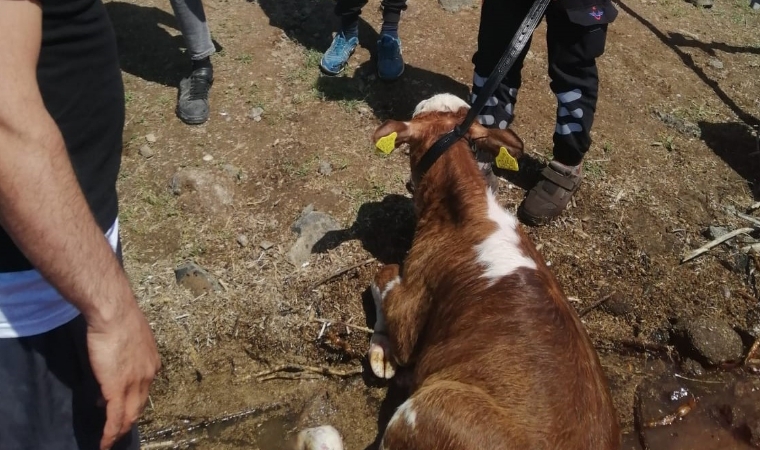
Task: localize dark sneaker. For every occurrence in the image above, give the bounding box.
[376,35,404,81]
[176,67,213,125]
[320,32,359,76]
[518,160,583,225]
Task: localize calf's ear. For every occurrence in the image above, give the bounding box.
[467,122,524,171]
[372,120,413,155]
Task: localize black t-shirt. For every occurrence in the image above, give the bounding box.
[0,0,125,273]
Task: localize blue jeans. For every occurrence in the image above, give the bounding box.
[169,0,215,60]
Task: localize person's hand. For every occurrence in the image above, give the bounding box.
[86,301,161,450]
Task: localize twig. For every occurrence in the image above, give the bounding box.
[259,373,324,382]
[735,211,760,228]
[253,364,363,381]
[673,373,723,384]
[311,317,374,334]
[309,258,377,290]
[750,202,760,212]
[578,293,616,317]
[745,337,760,366]
[142,441,180,450]
[643,395,696,428]
[634,384,650,450]
[681,227,755,263]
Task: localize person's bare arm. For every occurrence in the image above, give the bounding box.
[0,2,160,449]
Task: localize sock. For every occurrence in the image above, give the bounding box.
[192,57,212,71]
[381,8,401,38]
[340,15,359,40]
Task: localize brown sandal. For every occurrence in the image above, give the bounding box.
[519,160,583,225]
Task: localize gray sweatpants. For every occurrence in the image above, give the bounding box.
[170,0,215,60]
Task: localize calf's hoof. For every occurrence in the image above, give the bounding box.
[294,425,344,450]
[369,333,397,379]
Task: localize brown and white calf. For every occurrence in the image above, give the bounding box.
[295,93,619,450]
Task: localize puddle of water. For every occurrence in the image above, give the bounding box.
[622,370,760,450]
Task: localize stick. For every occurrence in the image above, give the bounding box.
[311,317,374,334]
[142,441,180,450]
[735,211,760,228]
[578,293,616,317]
[673,373,723,384]
[643,396,696,428]
[309,258,377,290]
[681,227,755,263]
[750,202,760,212]
[634,384,650,450]
[253,364,363,381]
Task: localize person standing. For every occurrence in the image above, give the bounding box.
[320,0,407,81]
[0,0,160,448]
[471,0,618,224]
[171,0,216,125]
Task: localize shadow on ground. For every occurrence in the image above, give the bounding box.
[699,121,760,199]
[314,194,416,265]
[106,1,222,87]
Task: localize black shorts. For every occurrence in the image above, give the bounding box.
[0,314,139,449]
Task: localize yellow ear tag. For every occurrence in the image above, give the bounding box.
[375,132,397,155]
[495,147,519,171]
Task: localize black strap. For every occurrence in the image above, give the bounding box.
[412,0,552,183]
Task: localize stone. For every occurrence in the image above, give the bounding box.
[203,154,214,162]
[174,262,221,296]
[236,234,249,248]
[260,241,275,250]
[249,106,264,122]
[318,161,333,176]
[680,358,705,377]
[674,316,744,366]
[288,205,341,266]
[139,145,155,159]
[706,225,729,240]
[601,292,634,317]
[438,0,476,12]
[145,133,157,143]
[709,58,724,70]
[170,168,234,213]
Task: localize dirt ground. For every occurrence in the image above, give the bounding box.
[105,0,759,448]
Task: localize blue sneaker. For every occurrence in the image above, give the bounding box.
[377,35,404,81]
[320,32,359,76]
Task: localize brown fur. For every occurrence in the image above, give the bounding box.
[370,106,620,450]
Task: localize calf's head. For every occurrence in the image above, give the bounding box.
[372,93,525,187]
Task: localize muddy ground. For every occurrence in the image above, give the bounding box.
[105,0,759,448]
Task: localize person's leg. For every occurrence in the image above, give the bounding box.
[320,0,368,75]
[376,0,407,81]
[170,0,215,125]
[0,315,139,450]
[519,2,612,224]
[469,0,537,192]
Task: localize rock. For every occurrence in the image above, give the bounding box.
[145,133,157,143]
[674,317,744,366]
[288,205,341,266]
[709,58,724,70]
[170,168,234,213]
[601,292,634,317]
[174,262,221,296]
[249,106,264,122]
[260,240,275,250]
[706,225,729,240]
[139,145,155,159]
[653,111,701,138]
[438,0,476,12]
[318,161,333,176]
[236,234,249,247]
[203,154,214,162]
[680,358,705,377]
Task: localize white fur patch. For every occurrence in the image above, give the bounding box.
[388,398,417,431]
[475,190,537,283]
[412,93,469,118]
[371,276,399,332]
